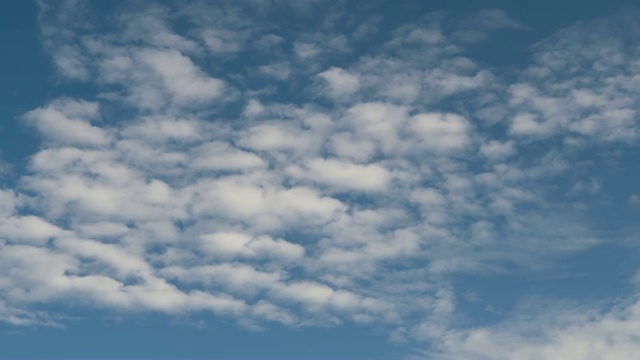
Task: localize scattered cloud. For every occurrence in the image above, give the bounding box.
[2,1,639,358]
[452,9,527,43]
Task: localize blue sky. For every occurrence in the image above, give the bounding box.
[1,1,640,359]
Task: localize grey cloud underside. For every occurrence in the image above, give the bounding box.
[3,1,640,358]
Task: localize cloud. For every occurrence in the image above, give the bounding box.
[4,1,640,358]
[118,4,199,53]
[480,140,516,160]
[318,67,361,99]
[342,102,408,156]
[200,232,305,261]
[256,62,292,80]
[0,216,64,246]
[23,98,110,147]
[36,0,93,80]
[410,112,471,153]
[294,42,320,59]
[125,48,227,108]
[0,190,18,217]
[286,158,391,191]
[507,16,640,144]
[452,9,527,43]
[0,298,57,327]
[191,176,346,232]
[121,116,204,144]
[161,263,283,296]
[190,142,265,171]
[431,297,640,360]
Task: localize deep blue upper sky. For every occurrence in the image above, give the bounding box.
[1,1,640,359]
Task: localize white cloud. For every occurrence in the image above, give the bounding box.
[287,158,390,191]
[252,300,298,325]
[453,9,526,43]
[0,216,63,246]
[0,242,79,303]
[95,47,230,111]
[0,299,56,327]
[52,44,90,80]
[135,48,226,105]
[200,28,245,55]
[257,62,292,80]
[243,99,265,117]
[423,68,491,97]
[11,2,640,358]
[200,232,304,261]
[326,132,377,162]
[191,177,346,231]
[23,98,110,147]
[190,142,265,171]
[509,112,554,137]
[272,281,391,317]
[433,298,640,360]
[294,42,320,59]
[119,8,199,53]
[354,57,423,104]
[0,190,18,217]
[56,237,152,279]
[410,113,471,152]
[239,121,325,156]
[480,140,515,160]
[121,116,204,144]
[162,264,282,296]
[318,67,361,99]
[344,102,408,156]
[77,222,130,238]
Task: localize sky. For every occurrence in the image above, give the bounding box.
[1,0,640,359]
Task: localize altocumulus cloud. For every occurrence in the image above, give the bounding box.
[1,1,640,359]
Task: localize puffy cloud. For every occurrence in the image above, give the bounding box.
[162,263,283,295]
[506,16,640,143]
[23,98,110,147]
[452,9,526,43]
[77,222,130,238]
[121,116,204,144]
[5,2,640,359]
[132,48,227,107]
[256,62,292,80]
[272,280,392,318]
[294,42,320,59]
[118,6,199,53]
[200,232,304,261]
[432,298,640,360]
[410,113,471,153]
[0,190,18,217]
[239,121,326,156]
[480,140,516,160]
[287,158,390,191]
[191,178,346,230]
[189,142,265,171]
[423,68,492,97]
[0,216,64,246]
[318,67,361,99]
[344,102,408,156]
[251,300,298,325]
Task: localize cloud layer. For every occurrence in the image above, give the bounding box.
[2,1,640,358]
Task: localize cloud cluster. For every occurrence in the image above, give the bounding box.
[2,1,639,358]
